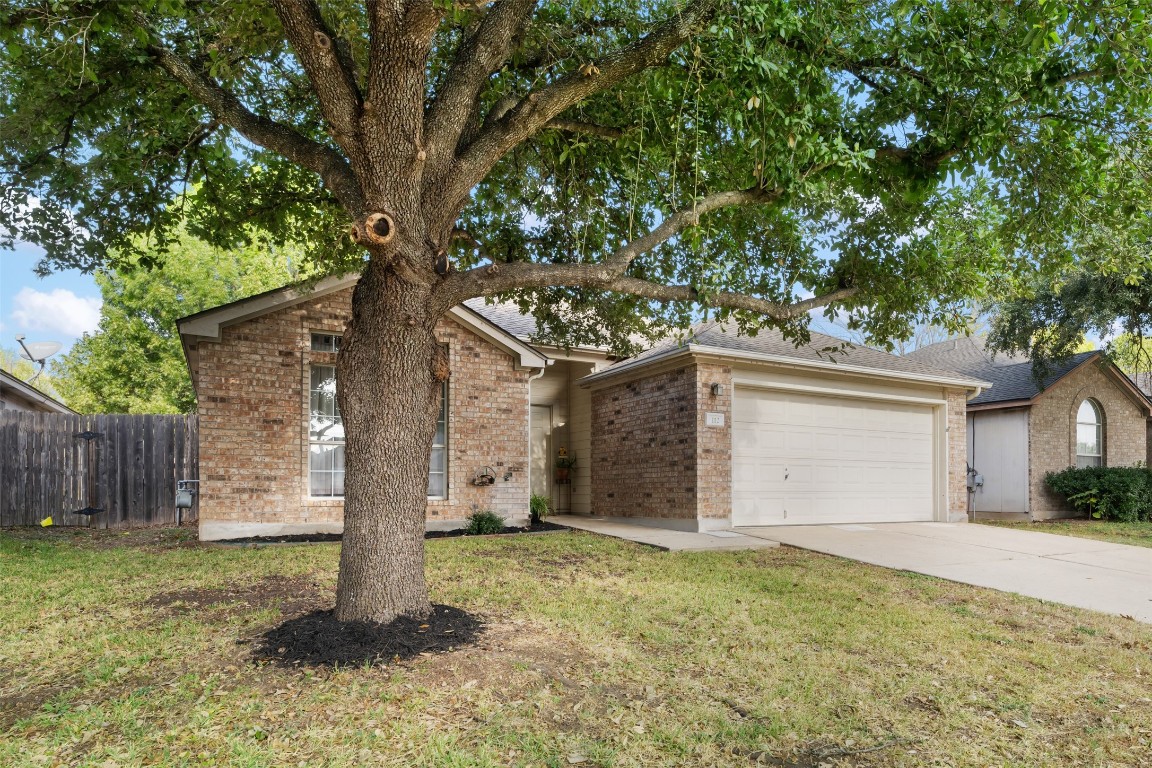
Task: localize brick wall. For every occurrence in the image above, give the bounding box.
[591,364,700,521]
[695,363,733,520]
[196,288,530,534]
[590,362,972,527]
[1029,359,1148,519]
[946,388,969,521]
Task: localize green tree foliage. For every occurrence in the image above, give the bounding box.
[2,1,1150,345]
[52,233,300,414]
[986,265,1152,379]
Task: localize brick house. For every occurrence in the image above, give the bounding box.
[179,277,986,540]
[906,337,1152,520]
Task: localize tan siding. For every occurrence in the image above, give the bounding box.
[568,363,594,514]
[531,364,569,511]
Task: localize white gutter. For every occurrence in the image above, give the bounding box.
[0,372,76,414]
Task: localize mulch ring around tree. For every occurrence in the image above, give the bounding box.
[214,521,567,546]
[253,605,484,668]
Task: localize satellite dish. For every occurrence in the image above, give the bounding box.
[14,336,62,384]
[18,340,62,362]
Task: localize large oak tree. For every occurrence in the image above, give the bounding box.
[3,0,1151,622]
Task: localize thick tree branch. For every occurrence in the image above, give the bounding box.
[435,181,803,316]
[546,119,626,139]
[439,258,856,321]
[605,186,783,271]
[424,0,537,166]
[271,0,363,147]
[145,35,365,215]
[604,278,858,320]
[444,0,718,210]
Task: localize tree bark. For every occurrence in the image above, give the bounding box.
[334,260,443,623]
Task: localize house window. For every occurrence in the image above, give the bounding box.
[310,333,341,353]
[428,384,448,498]
[1075,399,1103,468]
[308,364,449,498]
[309,365,345,496]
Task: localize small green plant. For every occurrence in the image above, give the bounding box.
[529,493,551,524]
[555,456,577,469]
[464,509,505,535]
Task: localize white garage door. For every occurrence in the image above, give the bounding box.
[732,388,936,526]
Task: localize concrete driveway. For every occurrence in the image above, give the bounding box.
[738,522,1152,623]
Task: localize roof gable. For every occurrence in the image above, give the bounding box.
[177,273,548,370]
[906,336,1151,410]
[582,323,990,390]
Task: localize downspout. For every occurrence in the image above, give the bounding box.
[526,361,552,514]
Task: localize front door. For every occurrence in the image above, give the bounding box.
[530,405,552,500]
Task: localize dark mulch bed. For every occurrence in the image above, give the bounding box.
[425,520,567,539]
[253,605,483,667]
[215,520,567,545]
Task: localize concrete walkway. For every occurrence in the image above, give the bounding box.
[738,522,1152,623]
[550,515,778,553]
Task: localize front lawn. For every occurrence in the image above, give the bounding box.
[2,527,1151,767]
[977,518,1152,549]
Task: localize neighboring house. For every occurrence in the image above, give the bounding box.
[906,337,1152,520]
[178,276,986,540]
[0,370,75,414]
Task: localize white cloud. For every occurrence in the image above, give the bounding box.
[10,287,102,338]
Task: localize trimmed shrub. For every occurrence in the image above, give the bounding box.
[464,509,505,535]
[1045,466,1152,522]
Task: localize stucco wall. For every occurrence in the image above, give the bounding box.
[195,287,531,538]
[1030,359,1148,519]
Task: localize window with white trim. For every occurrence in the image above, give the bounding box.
[428,384,448,498]
[309,365,345,496]
[308,360,449,498]
[1075,399,1103,468]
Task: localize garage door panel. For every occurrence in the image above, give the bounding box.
[732,389,936,526]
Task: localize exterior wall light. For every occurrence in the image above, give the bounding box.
[710,383,725,397]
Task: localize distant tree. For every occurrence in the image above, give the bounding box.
[986,267,1152,379]
[1110,333,1152,377]
[52,233,300,413]
[0,346,64,400]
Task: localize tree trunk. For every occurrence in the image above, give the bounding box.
[333,263,443,623]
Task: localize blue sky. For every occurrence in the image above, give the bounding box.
[1,240,102,356]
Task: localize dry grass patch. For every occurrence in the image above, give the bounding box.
[2,527,1152,766]
[977,518,1152,549]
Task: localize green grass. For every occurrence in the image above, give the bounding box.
[3,526,1152,767]
[977,518,1152,549]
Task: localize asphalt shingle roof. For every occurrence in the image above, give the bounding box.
[462,298,539,339]
[904,336,1098,405]
[593,322,985,385]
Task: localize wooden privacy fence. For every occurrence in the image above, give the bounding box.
[0,412,198,528]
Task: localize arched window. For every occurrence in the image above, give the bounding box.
[1075,399,1103,468]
